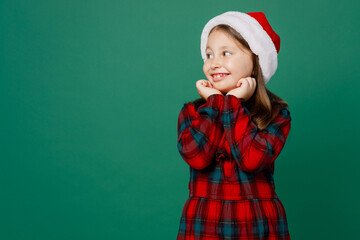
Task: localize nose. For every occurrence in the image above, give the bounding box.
[210,56,221,69]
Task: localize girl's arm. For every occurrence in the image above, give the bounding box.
[221,94,291,172]
[177,94,224,170]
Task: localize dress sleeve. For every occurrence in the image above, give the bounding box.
[177,94,224,170]
[221,94,291,172]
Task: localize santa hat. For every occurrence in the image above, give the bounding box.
[200,11,280,84]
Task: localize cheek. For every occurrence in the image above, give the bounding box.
[203,63,210,74]
[228,60,251,77]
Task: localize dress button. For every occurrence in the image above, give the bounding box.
[216,151,233,178]
[215,152,227,161]
[216,153,225,161]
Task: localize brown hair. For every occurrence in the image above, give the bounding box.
[192,24,289,131]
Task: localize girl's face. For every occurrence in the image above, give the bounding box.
[203,29,254,94]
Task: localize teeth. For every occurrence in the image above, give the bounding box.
[213,73,228,78]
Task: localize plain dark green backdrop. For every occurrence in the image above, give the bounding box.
[1,0,359,239]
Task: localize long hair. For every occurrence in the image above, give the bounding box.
[191,24,289,131]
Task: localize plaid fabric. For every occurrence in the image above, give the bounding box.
[177,94,292,239]
[177,196,290,240]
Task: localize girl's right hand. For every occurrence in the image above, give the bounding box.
[196,79,222,101]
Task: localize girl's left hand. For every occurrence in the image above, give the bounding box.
[226,77,256,101]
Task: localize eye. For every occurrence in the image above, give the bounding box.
[224,51,231,56]
[206,53,213,59]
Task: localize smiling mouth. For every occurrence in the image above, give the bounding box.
[211,73,229,81]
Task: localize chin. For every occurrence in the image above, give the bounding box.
[212,86,227,95]
[218,87,232,94]
[213,83,232,94]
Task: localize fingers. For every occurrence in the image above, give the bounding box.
[244,77,256,89]
[197,79,207,87]
[236,78,243,87]
[237,78,248,87]
[246,78,253,89]
[202,80,213,88]
[197,79,215,90]
[250,77,256,89]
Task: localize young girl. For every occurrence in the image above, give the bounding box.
[176,11,292,239]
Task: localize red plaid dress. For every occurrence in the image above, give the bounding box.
[176,94,291,239]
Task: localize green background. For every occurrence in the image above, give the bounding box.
[1,0,359,239]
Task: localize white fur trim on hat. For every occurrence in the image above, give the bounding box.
[200,11,278,84]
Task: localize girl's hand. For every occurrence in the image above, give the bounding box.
[226,77,256,101]
[196,79,222,101]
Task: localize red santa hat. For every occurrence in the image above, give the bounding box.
[200,11,280,84]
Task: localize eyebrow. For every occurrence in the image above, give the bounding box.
[206,46,232,51]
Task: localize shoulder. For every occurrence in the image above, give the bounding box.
[272,107,291,129]
[279,107,291,119]
[180,97,206,111]
[266,106,291,128]
[192,97,207,110]
[270,100,290,119]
